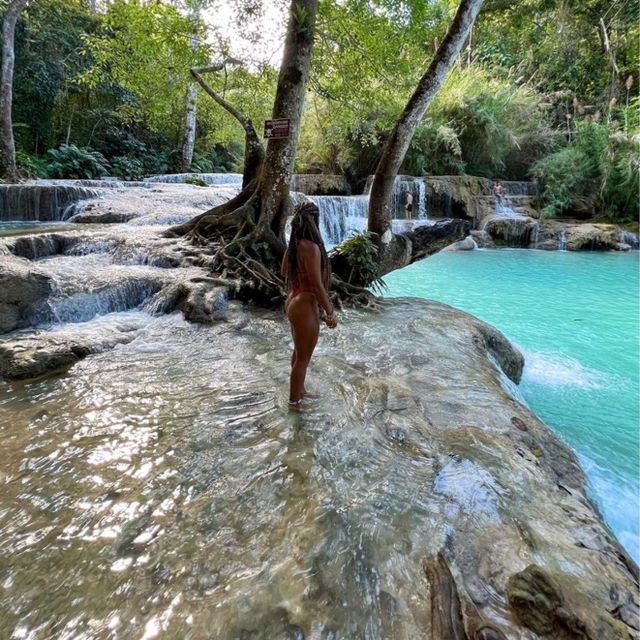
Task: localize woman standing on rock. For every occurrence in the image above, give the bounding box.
[282,202,337,412]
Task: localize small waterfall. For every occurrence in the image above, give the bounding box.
[0,184,102,221]
[617,228,639,249]
[65,238,119,257]
[45,279,162,325]
[363,176,428,218]
[5,234,120,260]
[143,173,243,186]
[495,199,518,217]
[531,223,540,249]
[417,180,427,220]
[500,181,539,196]
[8,234,66,259]
[393,176,427,219]
[309,195,369,246]
[558,228,567,251]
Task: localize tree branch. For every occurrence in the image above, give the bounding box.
[190,62,265,188]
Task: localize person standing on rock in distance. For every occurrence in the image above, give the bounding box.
[492,179,505,205]
[282,202,337,412]
[404,191,414,220]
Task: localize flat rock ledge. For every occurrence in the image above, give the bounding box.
[169,297,635,638]
[2,296,637,637]
[311,299,639,638]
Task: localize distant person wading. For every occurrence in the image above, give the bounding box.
[282,203,338,412]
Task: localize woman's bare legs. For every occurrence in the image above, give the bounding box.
[287,293,319,408]
[290,347,320,399]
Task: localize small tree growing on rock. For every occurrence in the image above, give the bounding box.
[367,0,485,275]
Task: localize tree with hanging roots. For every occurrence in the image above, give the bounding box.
[166,0,484,305]
[165,0,317,305]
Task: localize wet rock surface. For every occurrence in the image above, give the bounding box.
[444,235,478,251]
[0,256,53,333]
[0,176,638,638]
[0,298,636,638]
[0,312,147,379]
[540,222,621,251]
[506,565,632,639]
[68,182,239,226]
[482,215,539,247]
[479,217,638,252]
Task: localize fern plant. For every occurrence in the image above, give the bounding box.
[46,145,109,179]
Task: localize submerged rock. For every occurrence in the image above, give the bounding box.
[507,564,631,639]
[470,229,496,248]
[0,312,148,379]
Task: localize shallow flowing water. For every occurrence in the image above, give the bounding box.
[1,182,637,636]
[1,299,548,639]
[384,249,640,563]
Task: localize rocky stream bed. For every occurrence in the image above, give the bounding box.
[0,177,638,639]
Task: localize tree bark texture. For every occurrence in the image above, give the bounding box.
[367,0,484,271]
[258,0,318,240]
[0,0,28,182]
[170,0,317,242]
[181,82,198,171]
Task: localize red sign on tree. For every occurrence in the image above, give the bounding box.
[264,118,290,139]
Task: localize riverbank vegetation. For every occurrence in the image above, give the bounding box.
[1,0,638,221]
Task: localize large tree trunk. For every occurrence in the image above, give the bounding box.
[181,24,199,172]
[0,0,28,182]
[181,82,197,171]
[367,0,484,275]
[257,0,318,241]
[166,0,318,302]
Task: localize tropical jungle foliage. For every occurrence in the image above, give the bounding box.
[2,0,638,219]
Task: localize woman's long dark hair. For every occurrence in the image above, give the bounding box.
[287,202,330,289]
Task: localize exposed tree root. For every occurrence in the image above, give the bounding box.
[330,275,382,310]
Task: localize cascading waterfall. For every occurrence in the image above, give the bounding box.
[143,173,243,186]
[308,190,432,248]
[500,181,539,196]
[531,223,540,249]
[495,199,518,217]
[417,180,427,220]
[309,195,369,246]
[558,228,567,251]
[304,179,432,247]
[618,228,639,249]
[0,184,103,222]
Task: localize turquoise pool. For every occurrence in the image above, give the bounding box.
[384,249,640,563]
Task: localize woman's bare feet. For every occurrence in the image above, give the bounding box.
[288,399,313,413]
[302,390,320,399]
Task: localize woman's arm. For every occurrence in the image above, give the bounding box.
[301,242,334,317]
